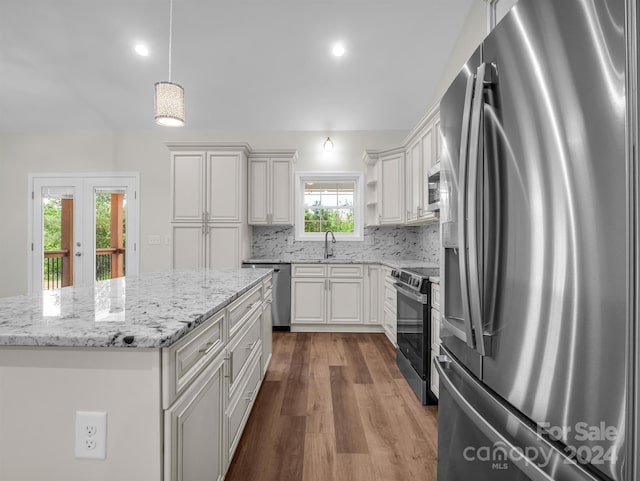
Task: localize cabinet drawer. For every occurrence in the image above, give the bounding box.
[162,309,225,408]
[328,264,363,278]
[228,311,262,396]
[431,308,441,351]
[228,284,262,339]
[384,281,397,312]
[292,264,326,277]
[262,276,273,298]
[228,351,262,458]
[431,283,441,310]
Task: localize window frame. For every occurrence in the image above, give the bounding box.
[294,171,364,241]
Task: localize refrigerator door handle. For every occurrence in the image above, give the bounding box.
[435,351,603,481]
[456,72,477,349]
[467,62,491,356]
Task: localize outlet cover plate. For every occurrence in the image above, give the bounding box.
[75,411,107,460]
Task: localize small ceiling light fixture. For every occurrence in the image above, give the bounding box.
[154,0,185,127]
[135,44,149,57]
[332,43,346,57]
[323,137,334,152]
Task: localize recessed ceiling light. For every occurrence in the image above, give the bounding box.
[135,44,149,57]
[332,43,345,57]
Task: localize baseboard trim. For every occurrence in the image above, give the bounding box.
[290,324,385,333]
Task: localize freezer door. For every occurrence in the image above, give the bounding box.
[478,1,628,480]
[436,349,604,481]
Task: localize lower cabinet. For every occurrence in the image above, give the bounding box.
[162,275,272,481]
[172,223,249,270]
[364,265,381,325]
[382,266,397,346]
[291,264,366,329]
[164,352,226,481]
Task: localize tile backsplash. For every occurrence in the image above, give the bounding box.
[251,224,440,263]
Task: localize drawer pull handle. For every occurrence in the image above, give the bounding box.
[199,342,216,355]
[246,302,259,311]
[245,390,255,401]
[224,354,234,381]
[245,340,257,351]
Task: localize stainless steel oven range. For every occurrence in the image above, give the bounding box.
[392,266,439,405]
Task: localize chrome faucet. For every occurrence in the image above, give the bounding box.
[324,230,336,259]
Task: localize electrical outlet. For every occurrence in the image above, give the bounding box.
[75,411,107,460]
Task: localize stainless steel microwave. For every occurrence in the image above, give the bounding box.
[427,163,440,211]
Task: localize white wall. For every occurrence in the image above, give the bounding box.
[427,0,488,109]
[0,129,406,298]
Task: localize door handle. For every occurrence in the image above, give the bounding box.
[467,63,492,356]
[457,72,477,350]
[75,252,82,257]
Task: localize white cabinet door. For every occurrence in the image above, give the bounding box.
[206,153,243,223]
[248,156,294,226]
[291,278,326,324]
[172,224,205,269]
[364,265,381,325]
[172,153,205,222]
[206,225,240,269]
[383,305,397,347]
[328,279,363,324]
[248,158,269,224]
[270,158,293,224]
[420,126,435,221]
[249,159,270,225]
[406,139,422,223]
[164,353,225,481]
[379,153,405,224]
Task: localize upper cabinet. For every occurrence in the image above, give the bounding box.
[379,151,406,225]
[363,147,405,226]
[168,142,251,270]
[170,145,249,224]
[406,111,440,224]
[248,151,297,225]
[364,105,440,227]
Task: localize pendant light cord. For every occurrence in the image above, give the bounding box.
[168,0,173,81]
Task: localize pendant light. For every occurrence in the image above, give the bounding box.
[323,137,334,152]
[154,0,185,127]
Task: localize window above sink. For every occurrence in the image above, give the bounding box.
[294,172,364,242]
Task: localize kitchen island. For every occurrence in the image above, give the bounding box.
[0,268,273,481]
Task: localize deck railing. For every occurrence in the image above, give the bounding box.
[44,249,69,289]
[43,248,125,288]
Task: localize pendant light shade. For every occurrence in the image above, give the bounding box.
[323,136,334,152]
[154,81,185,127]
[155,0,185,127]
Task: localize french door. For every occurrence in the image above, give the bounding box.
[29,174,139,294]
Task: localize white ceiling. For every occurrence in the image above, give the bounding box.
[1,0,475,132]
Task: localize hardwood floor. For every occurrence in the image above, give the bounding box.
[225,332,439,481]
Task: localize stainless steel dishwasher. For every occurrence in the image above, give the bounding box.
[241,262,291,331]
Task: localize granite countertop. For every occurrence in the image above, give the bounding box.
[243,257,438,270]
[0,268,272,349]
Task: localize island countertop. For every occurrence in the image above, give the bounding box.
[0,268,272,349]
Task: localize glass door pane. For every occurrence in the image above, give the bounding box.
[42,191,74,289]
[94,189,127,281]
[32,179,84,293]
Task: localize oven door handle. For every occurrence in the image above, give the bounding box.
[393,283,429,305]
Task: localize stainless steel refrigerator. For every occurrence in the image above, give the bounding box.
[436,1,638,480]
